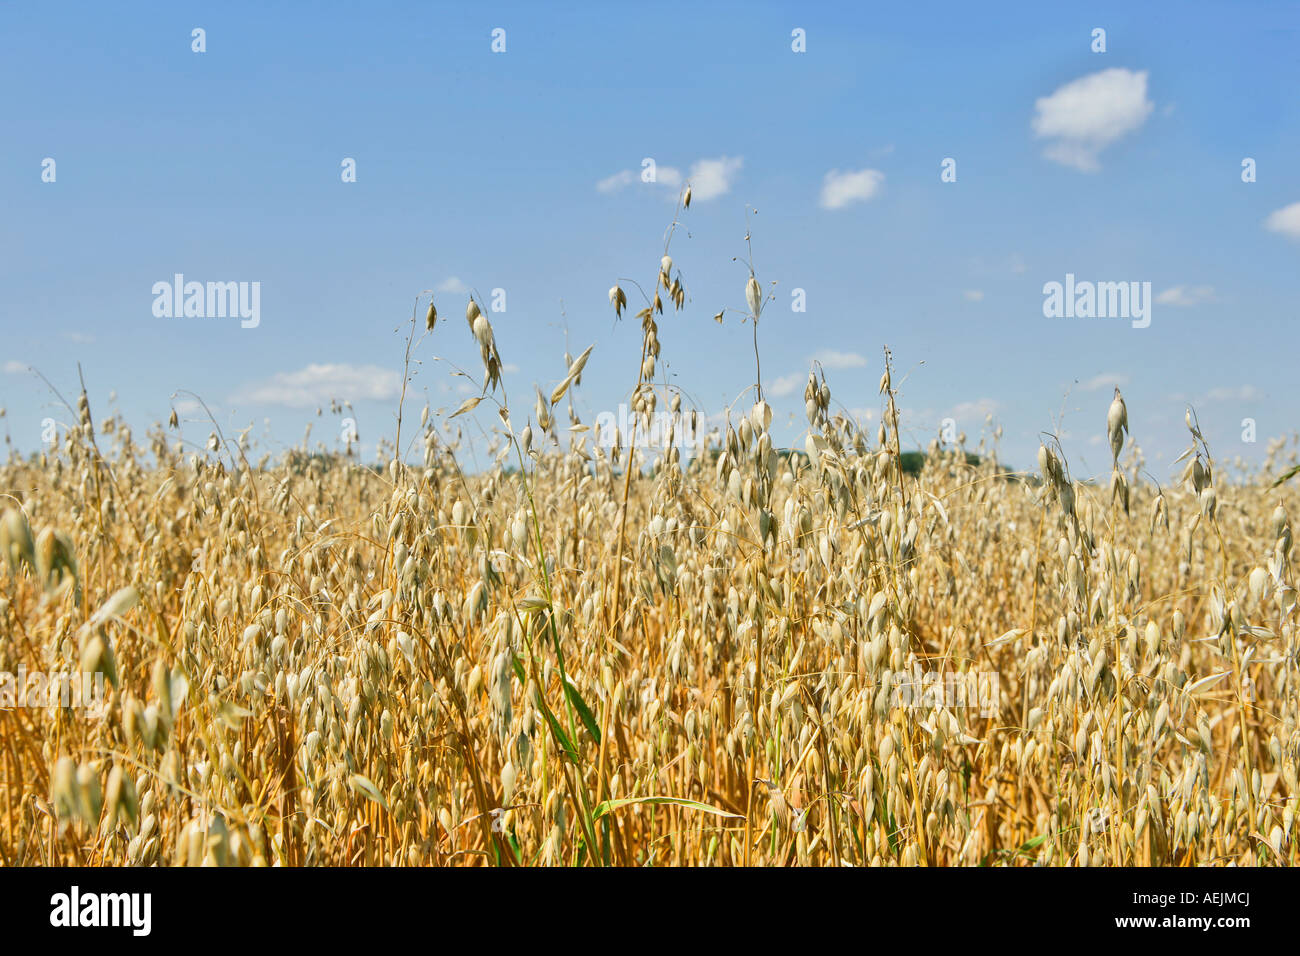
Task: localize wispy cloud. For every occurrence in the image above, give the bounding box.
[595,169,634,193]
[963,290,984,302]
[812,349,867,369]
[1264,202,1300,239]
[1033,68,1154,172]
[686,156,741,201]
[3,360,28,375]
[819,168,884,209]
[769,373,803,398]
[767,350,868,398]
[596,156,737,201]
[234,363,401,408]
[596,169,635,193]
[437,277,469,295]
[969,253,1027,277]
[173,398,207,415]
[949,398,1000,421]
[1079,372,1130,392]
[1203,385,1264,402]
[1155,285,1214,306]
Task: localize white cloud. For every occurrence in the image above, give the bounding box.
[769,373,803,398]
[1264,202,1300,239]
[970,254,1027,277]
[597,157,734,200]
[1155,285,1214,306]
[949,398,1000,421]
[1079,372,1129,392]
[62,331,94,344]
[767,350,867,400]
[686,156,741,201]
[1032,68,1154,172]
[963,290,984,302]
[596,170,637,193]
[595,164,683,195]
[437,277,469,295]
[819,168,884,209]
[812,349,867,369]
[235,363,401,408]
[1204,385,1263,402]
[3,361,27,375]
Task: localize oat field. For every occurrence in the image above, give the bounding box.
[2,215,1298,867]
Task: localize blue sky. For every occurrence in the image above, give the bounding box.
[2,0,1298,478]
